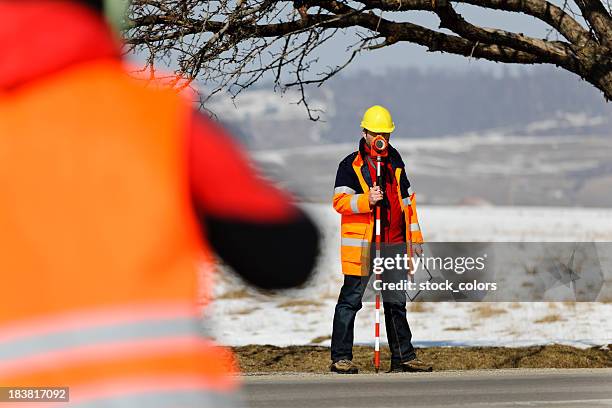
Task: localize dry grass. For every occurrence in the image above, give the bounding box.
[233,344,612,373]
[216,289,250,300]
[534,314,566,324]
[408,302,430,313]
[444,326,468,331]
[278,299,324,308]
[293,307,314,315]
[310,335,332,344]
[472,304,507,319]
[230,306,260,315]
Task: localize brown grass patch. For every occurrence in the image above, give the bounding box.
[310,335,332,344]
[444,326,468,331]
[230,306,260,315]
[292,307,313,315]
[233,344,612,373]
[408,302,430,313]
[216,289,250,299]
[278,299,323,308]
[534,314,565,324]
[472,304,507,319]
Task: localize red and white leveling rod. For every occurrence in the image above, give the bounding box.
[371,135,388,373]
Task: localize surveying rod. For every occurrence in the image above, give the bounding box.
[371,135,388,373]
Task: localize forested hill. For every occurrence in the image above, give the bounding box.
[211,67,611,150]
[325,67,611,142]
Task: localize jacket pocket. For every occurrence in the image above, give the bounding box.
[341,222,368,263]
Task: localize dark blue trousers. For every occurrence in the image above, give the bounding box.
[331,274,416,364]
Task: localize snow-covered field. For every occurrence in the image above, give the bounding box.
[206,204,612,348]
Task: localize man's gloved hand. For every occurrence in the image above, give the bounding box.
[413,243,424,257]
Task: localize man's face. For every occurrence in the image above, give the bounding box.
[363,130,391,147]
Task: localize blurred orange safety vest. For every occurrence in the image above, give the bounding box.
[0,60,240,406]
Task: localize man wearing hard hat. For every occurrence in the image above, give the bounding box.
[330,105,432,374]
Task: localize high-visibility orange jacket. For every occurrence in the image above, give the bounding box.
[333,139,424,276]
[0,2,318,406]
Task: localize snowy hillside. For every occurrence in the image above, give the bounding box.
[206,204,612,348]
[253,134,612,207]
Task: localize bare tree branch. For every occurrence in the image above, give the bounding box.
[434,4,573,63]
[355,0,592,46]
[574,0,612,45]
[124,0,612,114]
[453,0,592,46]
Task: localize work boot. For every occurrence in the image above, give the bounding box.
[388,358,433,373]
[330,359,359,374]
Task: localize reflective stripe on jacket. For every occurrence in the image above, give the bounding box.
[332,139,424,276]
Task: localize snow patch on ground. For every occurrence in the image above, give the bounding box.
[206,204,612,348]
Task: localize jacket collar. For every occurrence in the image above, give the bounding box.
[0,1,120,90]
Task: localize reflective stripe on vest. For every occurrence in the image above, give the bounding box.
[341,237,368,247]
[402,197,411,207]
[0,303,215,375]
[410,223,420,232]
[334,186,356,195]
[349,195,361,213]
[0,315,204,363]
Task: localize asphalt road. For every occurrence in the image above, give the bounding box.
[241,369,612,408]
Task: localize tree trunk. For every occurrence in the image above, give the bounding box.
[572,44,612,101]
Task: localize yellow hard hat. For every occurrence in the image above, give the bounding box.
[360,105,395,133]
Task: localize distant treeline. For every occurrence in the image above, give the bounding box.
[325,66,611,141]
